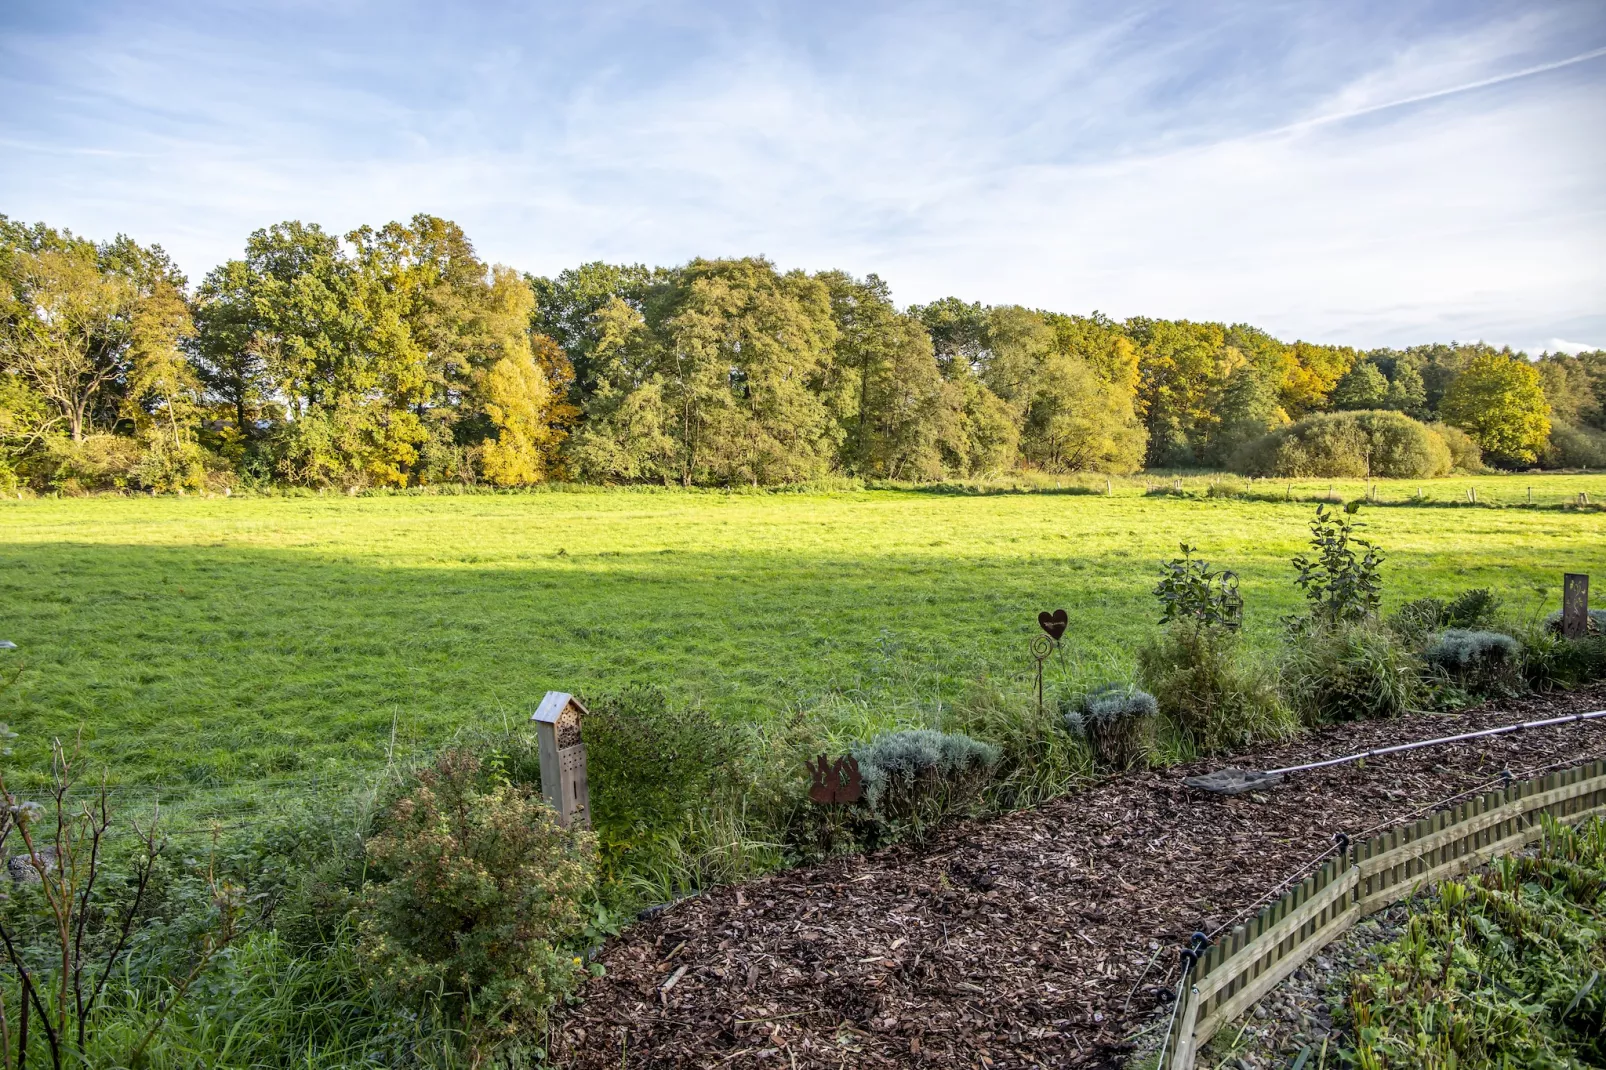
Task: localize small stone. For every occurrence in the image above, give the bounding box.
[1253,1005,1268,1020]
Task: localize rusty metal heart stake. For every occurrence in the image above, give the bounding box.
[1037,609,1068,641]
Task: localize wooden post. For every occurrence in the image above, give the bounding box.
[1562,573,1590,640]
[531,691,592,828]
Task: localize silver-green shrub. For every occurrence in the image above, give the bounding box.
[1425,628,1522,696]
[1067,684,1159,770]
[852,729,999,833]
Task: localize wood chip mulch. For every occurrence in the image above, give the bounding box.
[554,685,1606,1069]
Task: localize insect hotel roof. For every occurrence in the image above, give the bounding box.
[532,691,586,748]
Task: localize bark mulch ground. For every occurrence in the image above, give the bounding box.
[555,685,1606,1069]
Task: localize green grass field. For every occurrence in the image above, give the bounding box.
[0,473,1601,793]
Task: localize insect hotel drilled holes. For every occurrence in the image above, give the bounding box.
[532,690,591,829]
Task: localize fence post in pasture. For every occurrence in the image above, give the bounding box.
[1327,483,1334,502]
[531,691,592,829]
[1563,573,1591,640]
[1582,492,1591,506]
[1174,478,1183,494]
[1527,486,1532,503]
[1106,478,1113,496]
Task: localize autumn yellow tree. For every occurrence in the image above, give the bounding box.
[1439,352,1551,466]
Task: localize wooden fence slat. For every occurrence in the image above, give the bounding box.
[1193,869,1360,1002]
[1195,900,1362,1043]
[1359,775,1606,877]
[1167,759,1606,1070]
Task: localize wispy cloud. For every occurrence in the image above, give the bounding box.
[1,0,1602,351]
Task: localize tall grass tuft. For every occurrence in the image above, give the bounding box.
[1138,623,1294,753]
[1283,622,1424,722]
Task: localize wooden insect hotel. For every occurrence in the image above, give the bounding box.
[531,691,590,829]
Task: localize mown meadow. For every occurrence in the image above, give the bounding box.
[0,474,1603,1068]
[1,473,1600,792]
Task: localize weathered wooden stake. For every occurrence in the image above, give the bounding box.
[1562,573,1590,640]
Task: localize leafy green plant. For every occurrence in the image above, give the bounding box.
[1283,622,1424,722]
[578,686,749,882]
[359,748,596,1062]
[1137,623,1293,753]
[1291,503,1384,627]
[1153,543,1243,629]
[1443,588,1501,630]
[1519,625,1606,692]
[1064,684,1158,770]
[1342,816,1606,1068]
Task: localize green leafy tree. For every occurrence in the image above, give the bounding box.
[0,243,136,441]
[1330,362,1389,410]
[1018,351,1146,473]
[822,272,955,480]
[1205,362,1287,467]
[1384,357,1427,416]
[1439,352,1551,466]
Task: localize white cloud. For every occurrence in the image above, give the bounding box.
[1543,338,1603,355]
[1,2,1602,352]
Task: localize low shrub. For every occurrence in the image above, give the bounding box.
[1389,588,1502,645]
[1444,588,1501,630]
[1233,410,1451,479]
[1388,597,1448,644]
[1424,628,1522,696]
[17,432,214,493]
[1137,623,1293,753]
[578,685,750,883]
[852,729,999,836]
[1283,623,1424,722]
[1064,684,1159,770]
[359,748,596,1060]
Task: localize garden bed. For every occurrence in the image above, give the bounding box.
[556,683,1606,1068]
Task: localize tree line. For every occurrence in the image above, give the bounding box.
[1,211,1599,493]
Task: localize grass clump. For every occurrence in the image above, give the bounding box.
[1284,623,1424,723]
[1064,683,1158,770]
[1138,623,1292,754]
[943,681,1093,808]
[1342,816,1606,1069]
[1519,625,1606,692]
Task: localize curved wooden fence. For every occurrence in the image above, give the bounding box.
[1164,758,1606,1069]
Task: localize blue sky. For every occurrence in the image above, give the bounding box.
[2,1,1603,353]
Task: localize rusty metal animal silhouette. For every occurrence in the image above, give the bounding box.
[807,755,864,805]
